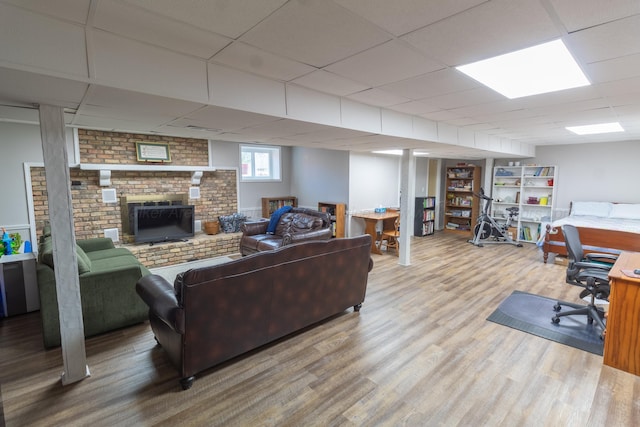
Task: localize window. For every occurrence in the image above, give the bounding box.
[240,145,281,182]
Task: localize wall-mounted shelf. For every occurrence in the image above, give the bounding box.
[79,163,216,172]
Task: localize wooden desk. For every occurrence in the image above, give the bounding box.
[352,211,400,255]
[604,251,640,376]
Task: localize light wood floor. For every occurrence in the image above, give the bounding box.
[1,232,639,426]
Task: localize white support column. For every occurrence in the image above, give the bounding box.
[434,159,443,231]
[484,158,495,196]
[39,105,89,385]
[399,149,416,266]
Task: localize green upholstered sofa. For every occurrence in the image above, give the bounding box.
[37,227,150,348]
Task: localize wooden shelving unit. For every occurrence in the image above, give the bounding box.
[444,165,481,236]
[261,196,297,218]
[318,202,346,238]
[414,197,435,236]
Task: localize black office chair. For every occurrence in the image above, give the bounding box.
[551,225,618,335]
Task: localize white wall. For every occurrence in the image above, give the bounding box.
[0,122,74,237]
[291,147,349,209]
[210,140,292,218]
[498,140,640,216]
[415,157,429,197]
[348,152,401,236]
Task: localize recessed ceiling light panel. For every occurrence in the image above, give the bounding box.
[456,39,590,99]
[566,122,624,135]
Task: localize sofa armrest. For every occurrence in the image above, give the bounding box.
[285,227,333,244]
[241,220,269,236]
[136,274,185,334]
[77,238,116,253]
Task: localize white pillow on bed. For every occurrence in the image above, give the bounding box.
[609,203,640,220]
[570,201,613,217]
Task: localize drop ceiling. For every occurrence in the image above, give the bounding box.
[0,0,639,159]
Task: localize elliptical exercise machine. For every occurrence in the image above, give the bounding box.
[468,188,523,247]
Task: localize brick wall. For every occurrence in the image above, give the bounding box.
[32,130,238,244]
[78,129,210,166]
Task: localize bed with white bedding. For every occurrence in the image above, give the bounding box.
[542,201,640,263]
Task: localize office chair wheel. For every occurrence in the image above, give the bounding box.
[551,316,560,324]
[553,303,561,312]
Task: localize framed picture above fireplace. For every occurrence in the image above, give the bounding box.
[136,142,171,163]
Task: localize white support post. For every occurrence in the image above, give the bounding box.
[39,105,89,385]
[399,149,416,266]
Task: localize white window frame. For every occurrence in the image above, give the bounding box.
[240,144,282,182]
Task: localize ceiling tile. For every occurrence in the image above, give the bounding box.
[381,69,479,100]
[93,0,231,59]
[121,0,288,39]
[1,0,90,24]
[78,85,205,120]
[586,53,640,83]
[0,68,88,109]
[388,100,441,115]
[173,105,280,132]
[402,0,560,66]
[211,42,316,82]
[239,0,391,67]
[548,0,640,32]
[334,0,488,36]
[237,119,329,139]
[347,89,410,107]
[290,70,369,96]
[420,110,462,122]
[568,14,640,64]
[325,40,444,87]
[421,87,504,110]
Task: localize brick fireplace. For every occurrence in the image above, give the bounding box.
[31,130,241,266]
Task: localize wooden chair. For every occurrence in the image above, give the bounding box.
[381,216,400,256]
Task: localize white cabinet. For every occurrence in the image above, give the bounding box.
[0,253,39,317]
[491,165,557,243]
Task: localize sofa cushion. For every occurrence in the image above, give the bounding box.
[86,247,136,261]
[290,215,323,233]
[39,237,54,267]
[89,255,146,274]
[38,238,93,274]
[267,205,292,234]
[275,213,292,236]
[75,244,92,274]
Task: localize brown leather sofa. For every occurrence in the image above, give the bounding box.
[136,235,373,390]
[239,207,332,256]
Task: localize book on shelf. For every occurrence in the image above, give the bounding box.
[529,166,553,177]
[520,225,533,241]
[423,222,434,235]
[422,198,435,208]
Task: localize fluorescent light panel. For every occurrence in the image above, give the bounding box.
[566,122,624,135]
[456,39,590,99]
[372,150,430,156]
